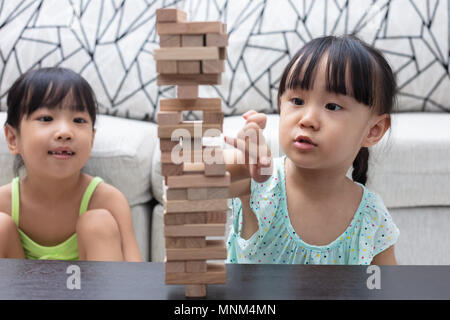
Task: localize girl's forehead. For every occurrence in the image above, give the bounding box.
[40,87,88,110]
[286,51,356,99]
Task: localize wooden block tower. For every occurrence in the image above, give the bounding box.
[154,8,229,298]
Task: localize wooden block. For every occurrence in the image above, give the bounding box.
[219,47,227,60]
[157,73,221,86]
[156,61,177,74]
[181,34,204,47]
[185,284,206,297]
[161,149,203,163]
[165,263,226,284]
[205,163,226,176]
[183,162,205,174]
[177,61,201,74]
[205,33,228,47]
[165,188,187,200]
[183,148,203,163]
[203,111,224,124]
[177,85,198,99]
[161,163,183,176]
[154,47,219,61]
[186,261,207,272]
[164,198,228,213]
[165,261,186,273]
[206,211,227,224]
[160,139,180,152]
[184,212,206,224]
[202,60,225,74]
[203,147,226,176]
[182,137,203,152]
[157,21,224,35]
[159,34,181,47]
[206,187,229,200]
[203,146,224,162]
[160,98,221,112]
[157,121,222,139]
[166,240,226,261]
[165,236,185,248]
[161,151,174,164]
[156,8,187,23]
[164,223,225,237]
[157,111,182,125]
[187,188,208,200]
[167,172,230,188]
[164,213,185,225]
[185,236,207,248]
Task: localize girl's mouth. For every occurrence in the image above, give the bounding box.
[48,149,75,159]
[294,135,317,151]
[48,151,75,155]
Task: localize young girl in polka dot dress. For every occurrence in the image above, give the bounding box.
[224,35,400,265]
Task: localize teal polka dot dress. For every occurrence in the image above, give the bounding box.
[227,156,400,265]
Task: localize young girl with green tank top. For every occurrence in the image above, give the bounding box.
[0,68,142,262]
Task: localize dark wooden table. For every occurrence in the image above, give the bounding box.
[0,258,449,300]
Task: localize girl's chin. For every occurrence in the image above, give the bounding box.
[285,154,320,170]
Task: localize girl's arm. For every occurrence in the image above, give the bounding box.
[371,245,397,265]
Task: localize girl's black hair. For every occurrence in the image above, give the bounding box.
[5,67,98,175]
[6,67,97,129]
[277,35,397,185]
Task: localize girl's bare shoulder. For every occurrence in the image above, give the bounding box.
[87,177,129,210]
[0,183,12,215]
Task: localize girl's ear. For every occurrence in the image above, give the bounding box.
[362,114,390,148]
[4,124,20,155]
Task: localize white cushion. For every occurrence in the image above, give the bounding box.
[369,113,450,207]
[390,206,450,265]
[151,113,450,208]
[0,112,157,207]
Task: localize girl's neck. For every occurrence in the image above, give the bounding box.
[21,172,84,202]
[285,157,352,200]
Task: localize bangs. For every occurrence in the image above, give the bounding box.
[280,36,377,108]
[6,67,97,128]
[23,70,93,116]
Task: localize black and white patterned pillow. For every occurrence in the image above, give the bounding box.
[0,0,448,122]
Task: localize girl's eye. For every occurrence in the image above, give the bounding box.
[291,98,305,106]
[74,118,87,124]
[38,116,53,122]
[325,103,342,111]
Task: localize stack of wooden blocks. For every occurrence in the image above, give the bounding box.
[154,8,229,298]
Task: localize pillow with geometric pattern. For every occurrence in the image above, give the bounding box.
[0,0,448,123]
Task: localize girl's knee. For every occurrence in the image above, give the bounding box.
[76,209,120,240]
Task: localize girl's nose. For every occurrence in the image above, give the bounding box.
[54,123,74,141]
[298,106,320,131]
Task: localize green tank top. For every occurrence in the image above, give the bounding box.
[11,176,103,260]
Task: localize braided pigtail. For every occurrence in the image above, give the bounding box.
[352,147,369,185]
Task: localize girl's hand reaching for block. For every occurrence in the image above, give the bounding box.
[224,110,273,183]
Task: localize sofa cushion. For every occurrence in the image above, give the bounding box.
[0,112,157,207]
[151,113,450,208]
[369,113,450,208]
